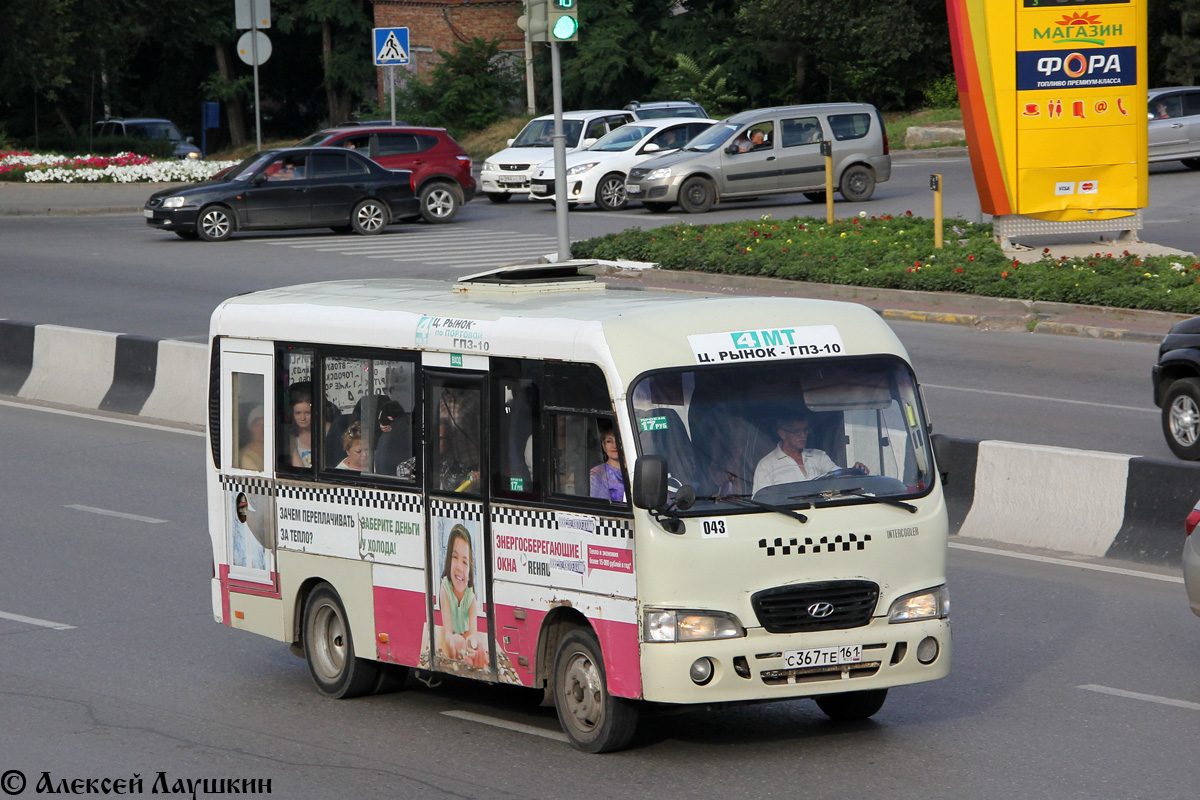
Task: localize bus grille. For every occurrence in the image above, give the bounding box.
[751,580,879,633]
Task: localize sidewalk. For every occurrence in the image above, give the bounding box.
[2,175,1194,343]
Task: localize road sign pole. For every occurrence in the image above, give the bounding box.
[550,40,569,262]
[389,65,396,126]
[251,18,262,151]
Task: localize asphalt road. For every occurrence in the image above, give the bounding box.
[0,154,1191,459]
[0,402,1196,799]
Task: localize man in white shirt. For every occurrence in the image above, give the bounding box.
[752,414,867,495]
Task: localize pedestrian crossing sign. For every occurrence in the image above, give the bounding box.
[373,27,409,66]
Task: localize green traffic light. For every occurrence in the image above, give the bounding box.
[551,14,578,39]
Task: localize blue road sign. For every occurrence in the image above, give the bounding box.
[373,28,410,66]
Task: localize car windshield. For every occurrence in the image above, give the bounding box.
[512,119,584,147]
[635,107,705,119]
[589,125,655,152]
[223,152,277,182]
[682,122,738,151]
[128,122,183,141]
[293,132,331,147]
[629,356,932,515]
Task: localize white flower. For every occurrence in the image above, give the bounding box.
[1172,262,1185,272]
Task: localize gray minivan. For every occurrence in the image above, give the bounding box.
[624,103,889,213]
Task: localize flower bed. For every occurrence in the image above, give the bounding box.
[571,212,1200,314]
[0,151,238,183]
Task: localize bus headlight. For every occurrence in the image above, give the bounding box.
[644,609,745,642]
[887,585,949,623]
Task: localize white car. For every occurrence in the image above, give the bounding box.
[528,118,716,211]
[479,110,635,202]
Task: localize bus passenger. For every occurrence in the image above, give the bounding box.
[336,422,365,470]
[239,405,265,470]
[438,525,488,667]
[289,392,314,468]
[752,412,867,494]
[589,421,625,502]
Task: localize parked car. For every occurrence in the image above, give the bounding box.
[624,103,890,213]
[1186,499,1200,615]
[143,147,418,242]
[294,125,474,223]
[529,117,715,210]
[95,118,202,159]
[1148,87,1200,169]
[479,109,636,202]
[1151,316,1200,458]
[625,99,710,120]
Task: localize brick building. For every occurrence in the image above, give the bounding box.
[371,0,526,84]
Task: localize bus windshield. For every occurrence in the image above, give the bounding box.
[629,357,932,514]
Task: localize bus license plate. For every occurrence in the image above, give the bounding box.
[781,645,862,668]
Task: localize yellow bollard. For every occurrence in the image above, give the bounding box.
[822,141,834,225]
[931,173,943,249]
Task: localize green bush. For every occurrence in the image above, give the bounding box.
[572,214,1200,314]
[923,75,960,110]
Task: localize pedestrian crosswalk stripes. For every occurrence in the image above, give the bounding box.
[256,226,556,266]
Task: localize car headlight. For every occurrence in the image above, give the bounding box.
[644,609,745,642]
[161,196,187,209]
[482,161,495,172]
[566,161,599,176]
[646,167,672,180]
[186,152,200,160]
[887,585,949,623]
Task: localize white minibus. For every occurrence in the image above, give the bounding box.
[207,263,950,752]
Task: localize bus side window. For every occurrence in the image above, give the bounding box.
[233,372,266,472]
[321,354,418,480]
[491,358,541,500]
[543,362,627,507]
[276,346,315,474]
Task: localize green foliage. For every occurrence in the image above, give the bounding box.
[0,124,15,151]
[398,38,523,134]
[923,75,960,110]
[571,215,1200,314]
[1161,1,1200,86]
[657,54,744,119]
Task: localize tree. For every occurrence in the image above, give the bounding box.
[1162,0,1200,86]
[277,0,376,126]
[657,54,744,119]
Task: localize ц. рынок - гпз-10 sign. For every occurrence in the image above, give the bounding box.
[948,0,1147,224]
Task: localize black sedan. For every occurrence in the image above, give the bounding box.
[144,147,420,241]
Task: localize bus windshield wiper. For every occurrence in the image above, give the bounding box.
[788,487,917,513]
[708,494,808,524]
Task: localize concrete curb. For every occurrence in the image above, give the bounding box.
[935,434,1197,567]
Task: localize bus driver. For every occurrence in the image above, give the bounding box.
[752,412,867,494]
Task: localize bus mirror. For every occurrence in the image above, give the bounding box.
[633,456,668,509]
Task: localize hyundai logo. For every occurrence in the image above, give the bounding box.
[807,602,835,618]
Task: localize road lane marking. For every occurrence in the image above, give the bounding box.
[441,710,568,743]
[950,541,1184,584]
[0,399,205,436]
[923,383,1155,414]
[1078,684,1200,712]
[67,504,167,524]
[0,611,75,631]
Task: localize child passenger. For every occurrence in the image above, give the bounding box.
[437,525,488,668]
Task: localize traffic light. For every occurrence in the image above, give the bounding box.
[549,0,579,42]
[517,0,551,43]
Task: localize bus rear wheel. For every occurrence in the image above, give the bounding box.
[553,629,638,753]
[815,688,888,721]
[303,584,380,699]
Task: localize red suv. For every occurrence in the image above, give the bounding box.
[295,126,475,223]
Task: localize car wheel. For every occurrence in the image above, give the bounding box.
[803,191,827,203]
[815,689,888,721]
[351,199,389,235]
[419,182,461,224]
[595,173,628,211]
[553,629,639,753]
[486,192,513,203]
[678,177,715,213]
[1163,377,1200,459]
[642,201,674,213]
[1183,158,1200,171]
[838,164,876,202]
[302,583,380,699]
[196,205,234,242]
[174,231,200,240]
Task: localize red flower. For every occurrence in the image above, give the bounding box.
[1001,271,1009,278]
[1043,247,1050,253]
[905,210,913,217]
[1123,250,1130,256]
[954,267,964,273]
[967,254,975,261]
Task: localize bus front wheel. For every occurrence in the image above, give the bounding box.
[552,629,638,753]
[815,688,888,721]
[303,584,380,699]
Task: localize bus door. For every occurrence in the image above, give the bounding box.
[218,343,283,639]
[424,369,495,681]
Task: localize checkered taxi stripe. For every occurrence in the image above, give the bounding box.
[491,505,633,539]
[220,476,423,514]
[758,533,871,557]
[429,498,484,522]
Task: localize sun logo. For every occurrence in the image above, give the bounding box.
[1056,11,1100,27]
